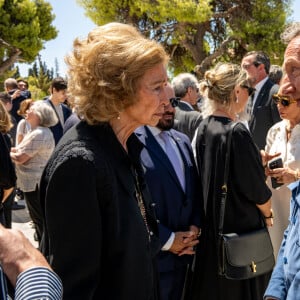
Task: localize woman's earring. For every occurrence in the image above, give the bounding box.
[117,114,121,120]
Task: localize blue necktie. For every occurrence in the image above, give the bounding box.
[160,131,185,190]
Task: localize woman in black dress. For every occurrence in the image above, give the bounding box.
[188,63,273,300]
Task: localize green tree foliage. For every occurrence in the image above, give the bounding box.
[77,0,291,77]
[27,55,53,98]
[0,0,57,75]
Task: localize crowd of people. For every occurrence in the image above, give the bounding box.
[0,20,299,300]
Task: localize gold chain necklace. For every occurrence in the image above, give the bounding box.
[133,168,151,241]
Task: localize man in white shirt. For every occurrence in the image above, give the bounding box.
[44,77,72,144]
[135,84,202,300]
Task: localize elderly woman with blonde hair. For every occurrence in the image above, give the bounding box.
[10,100,57,244]
[39,22,170,300]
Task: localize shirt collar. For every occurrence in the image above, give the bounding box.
[254,76,269,93]
[147,125,162,137]
[180,100,194,110]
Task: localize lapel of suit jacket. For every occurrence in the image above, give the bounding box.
[253,79,272,112]
[141,126,186,193]
[61,105,70,122]
[169,129,194,196]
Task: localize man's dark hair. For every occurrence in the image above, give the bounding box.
[17,79,29,89]
[51,77,68,91]
[243,50,271,74]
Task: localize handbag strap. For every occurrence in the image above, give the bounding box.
[218,123,237,236]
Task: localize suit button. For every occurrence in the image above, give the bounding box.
[150,231,154,236]
[151,203,156,207]
[156,219,160,223]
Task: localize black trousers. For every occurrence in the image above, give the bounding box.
[24,185,43,244]
[2,188,15,228]
[159,265,187,300]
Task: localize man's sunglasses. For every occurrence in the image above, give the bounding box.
[169,97,180,107]
[242,62,261,70]
[272,94,298,107]
[241,85,256,97]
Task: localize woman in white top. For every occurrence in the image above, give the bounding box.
[262,89,300,258]
[16,98,33,145]
[10,101,58,244]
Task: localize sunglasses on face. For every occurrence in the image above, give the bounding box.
[242,62,261,70]
[272,94,298,107]
[169,97,180,107]
[241,85,256,97]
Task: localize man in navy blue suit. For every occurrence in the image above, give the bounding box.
[135,84,202,300]
[44,77,71,145]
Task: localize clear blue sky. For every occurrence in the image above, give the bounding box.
[18,0,96,77]
[17,0,300,77]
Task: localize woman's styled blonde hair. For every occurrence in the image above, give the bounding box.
[200,63,249,118]
[0,101,12,134]
[65,22,169,124]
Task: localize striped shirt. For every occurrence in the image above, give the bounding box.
[0,266,62,299]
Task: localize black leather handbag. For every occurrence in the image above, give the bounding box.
[218,124,275,280]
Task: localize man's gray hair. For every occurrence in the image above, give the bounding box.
[281,22,300,44]
[171,73,199,98]
[31,100,58,127]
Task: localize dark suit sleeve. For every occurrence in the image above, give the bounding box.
[158,223,173,246]
[44,157,102,300]
[269,84,281,125]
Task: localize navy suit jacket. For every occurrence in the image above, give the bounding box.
[44,98,72,145]
[136,126,202,273]
[249,78,280,150]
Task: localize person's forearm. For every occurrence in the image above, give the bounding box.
[10,152,30,164]
[256,199,272,217]
[257,199,273,226]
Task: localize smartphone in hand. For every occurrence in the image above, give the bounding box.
[268,157,284,189]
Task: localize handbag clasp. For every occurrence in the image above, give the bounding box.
[251,261,257,273]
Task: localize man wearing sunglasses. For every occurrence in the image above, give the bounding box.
[241,51,280,150]
[135,84,202,300]
[171,73,202,141]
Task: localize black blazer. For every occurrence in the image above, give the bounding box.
[174,108,202,141]
[43,98,72,145]
[40,121,160,300]
[136,126,202,273]
[249,78,280,150]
